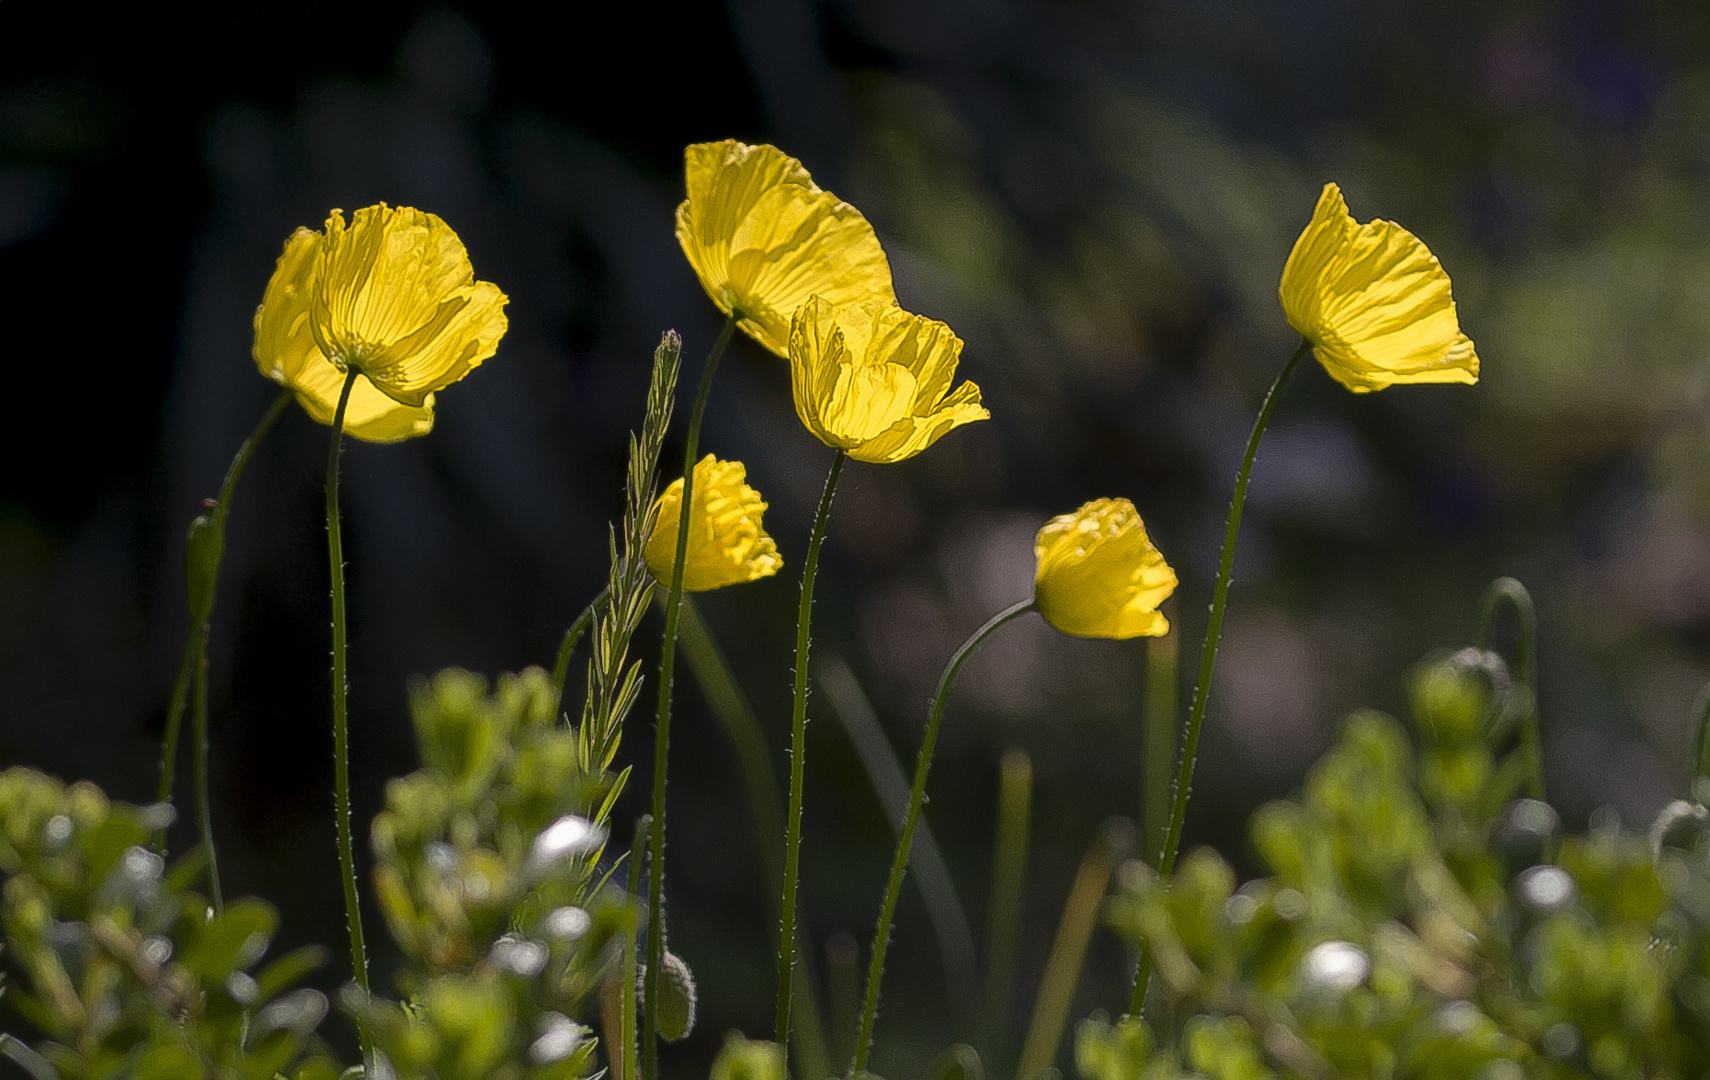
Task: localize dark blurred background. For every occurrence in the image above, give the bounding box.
[5,0,1710,1075]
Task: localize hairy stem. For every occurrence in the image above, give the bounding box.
[853,600,1036,1072]
[776,449,846,1052]
[644,315,734,1080]
[325,369,372,1063]
[156,389,291,855]
[1131,339,1306,1016]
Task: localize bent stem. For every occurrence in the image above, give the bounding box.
[852,599,1036,1073]
[156,389,292,857]
[1130,338,1307,1017]
[644,315,735,1080]
[325,369,373,1063]
[776,449,847,1052]
[551,586,611,717]
[1479,576,1544,800]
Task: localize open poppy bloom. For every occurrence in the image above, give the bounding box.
[254,204,508,441]
[676,140,895,358]
[1280,183,1479,393]
[787,296,988,465]
[1034,498,1177,640]
[644,455,783,592]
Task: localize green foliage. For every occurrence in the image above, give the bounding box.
[1088,646,1710,1080]
[708,1033,785,1080]
[358,667,629,1080]
[0,768,338,1080]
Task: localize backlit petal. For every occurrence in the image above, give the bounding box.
[1034,499,1177,640]
[677,140,894,356]
[1279,183,1479,393]
[253,225,435,443]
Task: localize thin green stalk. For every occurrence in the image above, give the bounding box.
[853,599,1036,1073]
[552,587,610,717]
[1694,684,1710,788]
[1131,339,1307,1016]
[624,814,651,1080]
[1479,576,1544,800]
[191,641,220,912]
[155,389,291,855]
[1017,827,1122,1080]
[325,369,372,1064]
[982,749,1033,1074]
[777,449,847,1051]
[1143,606,1177,862]
[675,595,832,1080]
[644,315,735,1080]
[819,652,980,1035]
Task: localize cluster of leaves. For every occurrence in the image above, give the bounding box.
[1080,645,1710,1080]
[358,666,631,1079]
[0,768,339,1080]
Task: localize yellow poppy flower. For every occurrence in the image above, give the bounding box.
[676,140,895,357]
[644,455,783,592]
[1034,498,1177,640]
[254,227,434,443]
[788,296,988,464]
[1279,183,1479,393]
[254,205,509,441]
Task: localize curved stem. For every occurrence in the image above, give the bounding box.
[852,599,1036,1073]
[777,449,847,1052]
[644,315,735,1080]
[1130,338,1306,1016]
[551,586,611,717]
[325,369,373,1064]
[155,390,291,855]
[1479,576,1544,800]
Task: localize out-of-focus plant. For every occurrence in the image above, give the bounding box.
[1081,636,1710,1080]
[0,769,339,1080]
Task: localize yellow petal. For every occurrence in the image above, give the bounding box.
[309,204,509,406]
[1034,498,1177,640]
[645,455,784,592]
[677,140,895,357]
[253,225,435,443]
[789,297,988,463]
[1279,183,1479,393]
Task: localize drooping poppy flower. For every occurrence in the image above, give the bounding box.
[787,296,987,464]
[1034,498,1177,640]
[1280,183,1479,393]
[676,140,894,358]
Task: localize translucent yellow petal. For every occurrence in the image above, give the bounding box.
[676,140,895,357]
[308,204,509,406]
[644,455,783,592]
[254,224,434,443]
[1279,183,1479,393]
[1034,498,1177,640]
[788,297,987,463]
[847,379,990,465]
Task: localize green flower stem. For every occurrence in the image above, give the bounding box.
[1479,576,1544,800]
[676,595,833,1080]
[1142,608,1178,861]
[325,369,373,1065]
[155,389,291,856]
[982,749,1033,1073]
[643,315,735,1080]
[776,448,847,1052]
[853,598,1036,1073]
[551,586,611,716]
[624,814,652,1080]
[1130,338,1307,1017]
